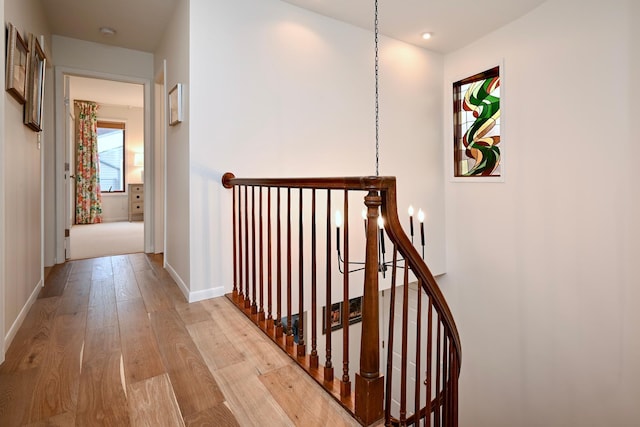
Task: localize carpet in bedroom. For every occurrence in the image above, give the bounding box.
[70,221,144,260]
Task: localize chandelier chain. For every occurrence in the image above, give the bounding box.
[374,0,380,177]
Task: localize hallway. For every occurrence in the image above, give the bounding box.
[0,254,360,426]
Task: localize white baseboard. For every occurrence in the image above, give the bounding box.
[4,279,42,353]
[164,261,189,300]
[188,286,226,303]
[164,261,226,303]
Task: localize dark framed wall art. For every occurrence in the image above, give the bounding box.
[24,34,46,132]
[5,23,28,104]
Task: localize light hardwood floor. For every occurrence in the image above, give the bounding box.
[0,254,361,426]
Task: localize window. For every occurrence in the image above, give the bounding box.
[453,66,501,177]
[97,121,126,192]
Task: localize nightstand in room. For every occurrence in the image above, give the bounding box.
[128,183,144,221]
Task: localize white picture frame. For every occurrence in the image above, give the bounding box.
[169,83,182,126]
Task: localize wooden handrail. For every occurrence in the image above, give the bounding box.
[221,172,461,426]
[380,179,462,365]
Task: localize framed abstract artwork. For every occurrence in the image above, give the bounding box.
[169,83,182,126]
[5,23,28,104]
[452,65,503,181]
[24,34,46,132]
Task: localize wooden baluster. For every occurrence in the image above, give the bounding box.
[384,247,399,426]
[286,188,293,349]
[258,187,265,322]
[275,188,283,338]
[399,254,410,425]
[267,187,274,331]
[238,186,245,306]
[297,188,306,357]
[415,278,423,424]
[340,190,351,398]
[232,185,238,300]
[442,336,449,427]
[426,298,433,427]
[324,190,334,382]
[251,186,257,315]
[452,346,459,427]
[355,190,384,424]
[310,189,318,369]
[244,186,250,309]
[434,316,442,427]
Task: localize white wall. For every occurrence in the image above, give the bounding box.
[440,0,640,425]
[93,104,144,222]
[154,0,190,296]
[3,0,51,352]
[188,0,446,301]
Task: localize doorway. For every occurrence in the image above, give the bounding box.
[54,68,155,264]
[67,76,145,260]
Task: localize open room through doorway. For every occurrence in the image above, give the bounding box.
[66,76,145,260]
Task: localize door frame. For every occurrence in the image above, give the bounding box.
[54,67,154,263]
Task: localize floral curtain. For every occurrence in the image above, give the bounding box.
[74,101,103,224]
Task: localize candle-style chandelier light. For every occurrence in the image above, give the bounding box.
[335,0,427,277]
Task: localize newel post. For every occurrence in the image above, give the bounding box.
[355,191,384,425]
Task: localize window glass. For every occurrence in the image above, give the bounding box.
[97,121,125,192]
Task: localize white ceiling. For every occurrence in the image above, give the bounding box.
[280,0,548,53]
[40,0,177,53]
[68,76,144,108]
[41,0,548,55]
[45,0,548,105]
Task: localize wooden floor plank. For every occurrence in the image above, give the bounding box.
[127,253,152,272]
[70,258,95,274]
[117,298,165,384]
[0,297,60,374]
[186,319,246,371]
[183,402,241,427]
[150,309,225,418]
[76,349,129,426]
[260,365,361,427]
[22,410,76,426]
[38,262,72,299]
[82,324,122,366]
[86,299,118,333]
[176,301,211,326]
[212,362,293,427]
[127,374,185,427]
[114,271,142,302]
[135,269,174,313]
[0,368,40,426]
[202,297,290,374]
[89,277,117,308]
[57,279,91,315]
[90,257,114,281]
[26,310,86,424]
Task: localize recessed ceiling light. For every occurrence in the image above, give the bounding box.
[99,27,117,37]
[421,32,433,40]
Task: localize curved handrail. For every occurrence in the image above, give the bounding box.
[380,179,462,369]
[223,171,461,372]
[221,172,461,424]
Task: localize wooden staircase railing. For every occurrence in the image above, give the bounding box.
[222,173,461,426]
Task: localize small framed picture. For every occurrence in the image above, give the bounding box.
[322,302,343,334]
[5,23,28,104]
[24,34,46,132]
[348,296,363,325]
[169,83,182,125]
